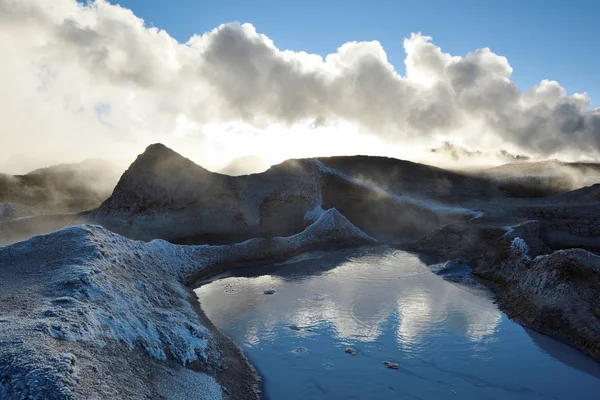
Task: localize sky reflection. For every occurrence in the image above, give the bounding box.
[195,247,600,400]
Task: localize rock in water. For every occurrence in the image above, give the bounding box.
[344,347,357,356]
[292,347,308,354]
[263,289,276,295]
[383,361,399,369]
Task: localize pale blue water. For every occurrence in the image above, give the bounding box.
[195,247,600,400]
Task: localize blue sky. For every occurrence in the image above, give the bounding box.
[115,0,599,106]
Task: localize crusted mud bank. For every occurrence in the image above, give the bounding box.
[0,208,375,399]
[412,218,600,360]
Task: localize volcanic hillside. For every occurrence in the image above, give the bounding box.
[92,144,478,244]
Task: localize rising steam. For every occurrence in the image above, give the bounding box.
[0,0,598,175]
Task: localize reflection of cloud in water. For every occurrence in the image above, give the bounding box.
[196,248,501,350]
[324,251,502,347]
[396,290,434,348]
[395,285,501,347]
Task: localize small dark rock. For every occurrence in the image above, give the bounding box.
[344,347,357,356]
[292,347,308,354]
[383,361,399,369]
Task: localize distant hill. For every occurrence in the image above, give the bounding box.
[485,160,600,176]
[482,160,600,198]
[0,159,123,214]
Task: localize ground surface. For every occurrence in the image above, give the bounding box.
[1,144,600,398]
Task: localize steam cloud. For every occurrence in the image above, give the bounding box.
[1,0,598,173]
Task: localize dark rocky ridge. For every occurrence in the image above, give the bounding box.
[90,144,447,244]
[317,155,498,202]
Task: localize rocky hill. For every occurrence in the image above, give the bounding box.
[90,144,450,244]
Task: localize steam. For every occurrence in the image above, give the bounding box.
[429,142,530,168]
[1,0,599,175]
[218,155,272,176]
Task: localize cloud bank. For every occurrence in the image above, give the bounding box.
[1,0,598,174]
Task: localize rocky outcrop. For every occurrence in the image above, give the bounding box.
[91,149,323,243]
[412,217,600,360]
[509,187,600,251]
[502,249,600,359]
[319,172,440,241]
[1,225,225,400]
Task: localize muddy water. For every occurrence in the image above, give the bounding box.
[195,247,600,400]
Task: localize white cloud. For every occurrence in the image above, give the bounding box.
[1,0,598,174]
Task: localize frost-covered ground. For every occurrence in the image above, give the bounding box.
[0,208,375,399]
[0,225,219,400]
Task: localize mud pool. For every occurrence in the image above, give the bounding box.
[195,247,600,400]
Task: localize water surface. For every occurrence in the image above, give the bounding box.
[195,247,600,400]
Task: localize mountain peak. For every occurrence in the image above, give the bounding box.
[140,143,175,157]
[98,144,234,214]
[132,143,187,167]
[123,143,212,177]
